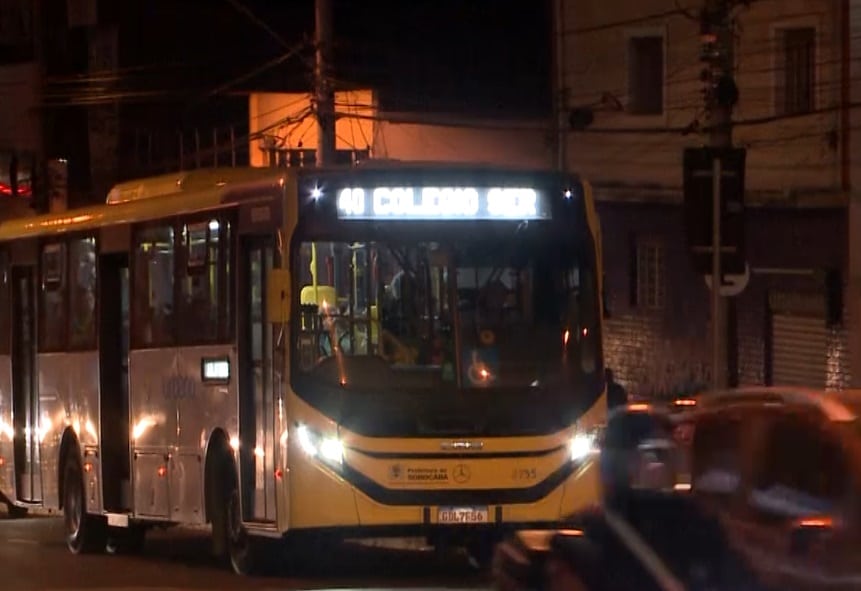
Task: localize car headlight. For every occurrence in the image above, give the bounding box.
[569,428,601,463]
[296,423,344,465]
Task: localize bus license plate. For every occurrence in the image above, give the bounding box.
[438,506,489,524]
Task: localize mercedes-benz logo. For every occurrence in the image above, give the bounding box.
[452,463,471,484]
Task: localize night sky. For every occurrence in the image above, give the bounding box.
[124,0,553,119]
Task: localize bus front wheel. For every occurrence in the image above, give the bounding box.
[63,453,106,554]
[213,461,256,575]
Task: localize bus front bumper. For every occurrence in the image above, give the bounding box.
[284,453,603,542]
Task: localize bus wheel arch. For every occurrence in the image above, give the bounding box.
[60,436,106,553]
[204,429,257,575]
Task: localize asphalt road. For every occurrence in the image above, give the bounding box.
[0,509,490,591]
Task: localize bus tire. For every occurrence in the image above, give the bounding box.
[63,453,106,554]
[215,460,256,575]
[6,503,27,519]
[106,525,146,555]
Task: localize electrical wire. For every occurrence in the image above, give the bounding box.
[564,8,687,36]
[222,0,294,51]
[205,43,310,98]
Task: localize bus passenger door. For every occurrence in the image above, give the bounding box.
[11,266,40,503]
[238,236,277,523]
[97,253,130,512]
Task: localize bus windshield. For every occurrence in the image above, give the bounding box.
[294,234,600,393]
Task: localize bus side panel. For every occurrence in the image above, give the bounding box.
[175,344,236,526]
[0,355,13,502]
[39,351,101,511]
[128,348,180,520]
[129,346,237,524]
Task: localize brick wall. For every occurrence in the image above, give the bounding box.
[598,201,848,398]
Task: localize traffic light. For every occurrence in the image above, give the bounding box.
[683,147,746,276]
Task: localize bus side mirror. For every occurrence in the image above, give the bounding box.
[267,269,291,324]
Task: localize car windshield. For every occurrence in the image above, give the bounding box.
[293,234,600,392]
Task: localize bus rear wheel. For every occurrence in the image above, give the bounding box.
[63,454,106,554]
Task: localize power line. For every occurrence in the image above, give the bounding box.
[222,0,294,51]
[562,0,776,36]
[206,44,310,97]
[564,8,686,35]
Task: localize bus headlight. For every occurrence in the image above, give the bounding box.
[569,429,600,463]
[296,424,344,465]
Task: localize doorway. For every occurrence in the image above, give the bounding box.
[98,253,130,512]
[238,236,277,522]
[11,266,39,503]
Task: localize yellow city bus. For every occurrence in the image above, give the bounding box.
[0,162,606,573]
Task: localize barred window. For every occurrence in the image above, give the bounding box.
[776,27,815,115]
[636,241,665,309]
[627,35,664,115]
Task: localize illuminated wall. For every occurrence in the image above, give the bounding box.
[248,91,553,168]
[248,90,376,167]
[371,120,551,168]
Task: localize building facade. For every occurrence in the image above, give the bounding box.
[562,0,852,396]
[247,90,554,170]
[0,0,272,212]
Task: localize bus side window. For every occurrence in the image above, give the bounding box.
[132,225,175,347]
[40,242,66,351]
[0,251,10,356]
[68,237,97,350]
[177,216,233,344]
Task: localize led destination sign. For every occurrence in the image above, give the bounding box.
[336,186,551,221]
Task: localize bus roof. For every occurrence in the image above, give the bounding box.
[0,167,287,242]
[0,163,583,242]
[105,167,282,205]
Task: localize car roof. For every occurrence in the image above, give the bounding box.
[690,386,858,423]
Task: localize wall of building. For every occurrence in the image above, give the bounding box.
[562,0,850,395]
[845,0,861,387]
[370,120,552,168]
[599,201,711,397]
[248,90,377,167]
[248,91,554,169]
[601,201,848,397]
[0,62,40,153]
[562,0,842,198]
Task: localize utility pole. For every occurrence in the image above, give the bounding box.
[701,0,738,389]
[553,0,567,172]
[314,0,336,167]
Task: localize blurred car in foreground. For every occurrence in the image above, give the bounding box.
[677,386,861,590]
[494,388,861,590]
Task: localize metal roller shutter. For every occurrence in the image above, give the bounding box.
[771,313,827,387]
